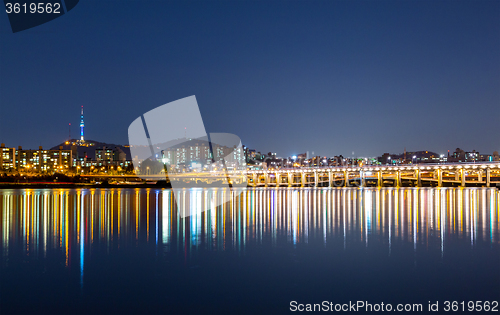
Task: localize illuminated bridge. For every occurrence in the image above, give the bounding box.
[82,162,500,188]
[247,162,500,188]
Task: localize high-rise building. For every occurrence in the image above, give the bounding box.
[0,143,16,170]
[16,146,73,172]
[158,139,245,171]
[95,147,126,165]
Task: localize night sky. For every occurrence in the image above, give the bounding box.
[0,0,498,158]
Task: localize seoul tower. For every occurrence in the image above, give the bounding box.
[80,105,85,142]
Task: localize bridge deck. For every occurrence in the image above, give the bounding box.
[81,162,500,188]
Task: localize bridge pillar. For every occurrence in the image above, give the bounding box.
[378,171,383,187]
[328,171,333,187]
[314,172,319,187]
[486,168,491,187]
[252,173,257,187]
[344,170,349,187]
[454,171,459,181]
[301,172,306,187]
[477,170,482,183]
[359,170,364,187]
[437,169,442,187]
[276,173,281,187]
[416,170,421,187]
[461,169,466,187]
[264,172,269,187]
[288,173,293,187]
[396,171,402,187]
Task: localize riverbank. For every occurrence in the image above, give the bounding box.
[0,181,172,189]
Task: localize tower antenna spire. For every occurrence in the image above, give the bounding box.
[80,106,85,142]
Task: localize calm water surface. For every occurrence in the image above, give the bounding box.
[1,188,499,314]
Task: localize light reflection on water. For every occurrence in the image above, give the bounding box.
[2,188,499,260]
[1,187,499,314]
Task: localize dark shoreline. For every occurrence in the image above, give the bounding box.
[0,182,173,189]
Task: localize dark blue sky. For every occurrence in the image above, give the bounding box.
[0,0,498,158]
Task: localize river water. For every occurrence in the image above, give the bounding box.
[1,187,499,314]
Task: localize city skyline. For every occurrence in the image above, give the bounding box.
[1,1,499,157]
[0,105,498,160]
